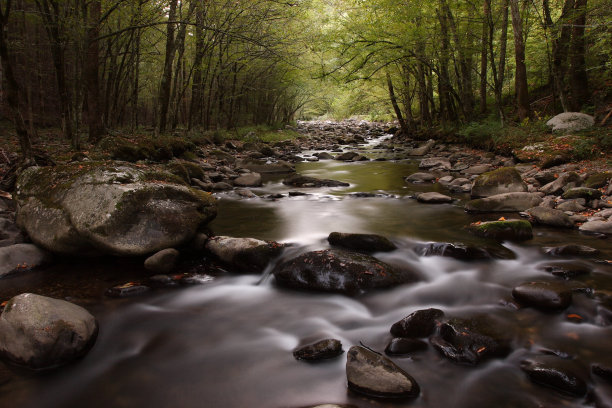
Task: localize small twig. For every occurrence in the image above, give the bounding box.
[600,108,612,126]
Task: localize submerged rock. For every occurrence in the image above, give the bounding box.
[390,308,444,338]
[0,293,98,369]
[413,242,516,260]
[106,282,151,298]
[282,175,349,188]
[346,346,420,399]
[512,281,572,311]
[471,167,527,198]
[272,249,419,295]
[467,220,533,241]
[327,232,397,253]
[293,339,344,361]
[465,192,543,213]
[205,236,286,273]
[521,356,588,397]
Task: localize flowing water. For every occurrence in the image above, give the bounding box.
[1,136,612,408]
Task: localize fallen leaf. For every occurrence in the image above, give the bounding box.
[498,217,506,221]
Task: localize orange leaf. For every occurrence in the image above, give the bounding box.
[477,347,486,353]
[567,314,583,320]
[498,217,506,221]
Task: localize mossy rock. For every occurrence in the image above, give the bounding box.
[165,161,205,183]
[467,219,533,241]
[562,187,602,200]
[208,150,236,164]
[585,172,611,189]
[471,167,527,198]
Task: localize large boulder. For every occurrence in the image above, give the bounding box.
[0,244,51,277]
[205,236,286,273]
[346,346,420,399]
[15,163,217,256]
[272,249,419,295]
[546,112,594,133]
[465,192,543,213]
[471,167,527,198]
[0,293,98,369]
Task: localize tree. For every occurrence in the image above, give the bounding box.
[509,0,532,120]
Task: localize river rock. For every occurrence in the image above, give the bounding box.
[405,172,436,183]
[419,157,451,171]
[562,187,602,200]
[144,248,180,274]
[205,236,285,273]
[0,293,98,369]
[15,163,217,256]
[540,172,582,196]
[467,220,533,241]
[538,261,591,279]
[416,192,453,204]
[385,338,428,355]
[465,192,543,213]
[282,175,349,188]
[346,346,420,399]
[579,220,612,235]
[471,167,527,198]
[526,207,574,228]
[546,112,595,133]
[0,243,51,278]
[512,281,572,311]
[521,356,588,397]
[410,139,435,156]
[272,249,418,295]
[293,339,344,361]
[544,244,599,257]
[335,152,360,161]
[315,152,334,160]
[429,316,512,365]
[390,308,444,338]
[233,172,262,187]
[327,232,397,253]
[412,242,516,260]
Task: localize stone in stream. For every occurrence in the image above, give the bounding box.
[390,308,445,338]
[272,249,419,296]
[525,207,574,229]
[315,152,334,160]
[0,293,98,369]
[592,364,612,383]
[419,157,451,171]
[416,192,453,204]
[512,281,572,311]
[106,282,151,298]
[385,338,428,356]
[520,356,588,397]
[412,242,516,260]
[282,175,349,188]
[144,248,180,274]
[556,200,587,212]
[544,244,599,257]
[470,167,527,198]
[538,261,591,279]
[293,339,344,361]
[205,236,286,273]
[233,172,262,187]
[405,172,436,184]
[429,315,512,365]
[327,232,397,253]
[579,220,612,235]
[467,220,533,241]
[0,243,52,277]
[465,192,543,213]
[238,159,295,174]
[346,346,420,399]
[0,217,26,247]
[335,152,360,161]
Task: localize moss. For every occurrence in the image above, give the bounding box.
[562,188,603,200]
[468,220,533,241]
[585,172,611,189]
[475,167,523,187]
[139,171,188,186]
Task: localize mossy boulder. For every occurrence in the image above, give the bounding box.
[467,219,533,241]
[562,187,603,200]
[16,162,217,256]
[471,167,527,198]
[585,172,611,189]
[165,160,206,183]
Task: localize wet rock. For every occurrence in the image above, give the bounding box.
[293,339,344,361]
[0,293,98,369]
[540,172,582,196]
[233,173,262,187]
[592,364,612,383]
[465,192,543,213]
[106,283,151,298]
[430,316,512,365]
[390,308,444,338]
[272,249,419,296]
[385,338,428,355]
[521,356,587,397]
[327,232,397,253]
[144,248,179,274]
[467,220,533,241]
[405,172,436,183]
[526,207,574,228]
[346,346,420,399]
[416,192,453,204]
[512,281,572,311]
[282,175,349,188]
[579,220,612,235]
[538,261,591,279]
[205,236,286,273]
[412,242,516,260]
[471,167,527,198]
[419,157,451,171]
[546,112,594,133]
[544,244,599,257]
[335,152,360,161]
[562,187,602,200]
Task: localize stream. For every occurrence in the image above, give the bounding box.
[1,134,612,408]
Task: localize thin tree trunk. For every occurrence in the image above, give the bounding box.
[568,0,588,110]
[157,0,178,133]
[544,0,574,112]
[480,0,489,114]
[386,71,407,135]
[86,0,104,143]
[509,0,532,120]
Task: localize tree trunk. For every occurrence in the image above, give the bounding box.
[436,6,456,122]
[509,0,532,120]
[86,0,104,143]
[480,0,489,114]
[544,0,574,112]
[157,0,178,134]
[386,71,407,135]
[568,0,588,111]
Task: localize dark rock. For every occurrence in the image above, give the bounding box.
[544,244,599,257]
[144,248,180,274]
[467,219,533,241]
[385,338,428,355]
[512,281,572,311]
[526,207,574,228]
[327,232,397,253]
[346,346,420,399]
[413,242,516,260]
[239,159,295,174]
[562,187,602,200]
[335,152,360,161]
[463,164,493,175]
[541,154,570,169]
[282,175,349,188]
[416,192,453,204]
[0,217,25,247]
[465,192,543,213]
[534,171,557,185]
[592,364,612,383]
[520,356,587,397]
[212,182,233,191]
[538,261,591,279]
[0,293,98,369]
[272,249,419,296]
[293,339,344,361]
[556,200,586,212]
[585,172,611,189]
[471,167,527,198]
[106,283,151,298]
[0,244,52,277]
[315,152,334,160]
[390,308,444,338]
[430,315,512,365]
[540,172,582,196]
[205,236,286,273]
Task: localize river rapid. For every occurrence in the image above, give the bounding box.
[1,134,611,408]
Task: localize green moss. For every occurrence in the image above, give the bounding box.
[139,171,188,186]
[468,220,533,241]
[562,187,603,200]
